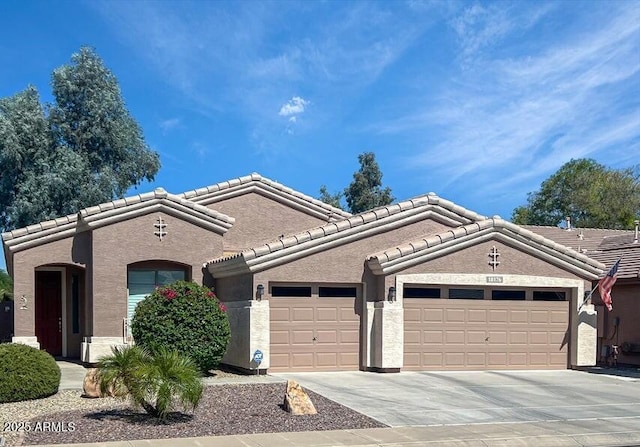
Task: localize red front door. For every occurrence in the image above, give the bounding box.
[35,271,62,356]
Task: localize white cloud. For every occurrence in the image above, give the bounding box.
[278,96,310,117]
[159,118,181,133]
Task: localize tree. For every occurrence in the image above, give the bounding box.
[0,269,12,301]
[98,345,203,420]
[344,152,394,213]
[0,47,160,232]
[512,159,640,229]
[318,185,343,210]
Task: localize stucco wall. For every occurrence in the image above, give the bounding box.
[90,211,224,336]
[215,273,253,302]
[392,239,587,280]
[253,219,451,288]
[596,282,640,365]
[11,232,90,337]
[206,193,329,252]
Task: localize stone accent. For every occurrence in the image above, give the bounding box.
[573,305,597,366]
[283,379,317,415]
[81,337,127,364]
[82,368,101,398]
[365,301,403,370]
[11,336,40,349]
[220,300,270,371]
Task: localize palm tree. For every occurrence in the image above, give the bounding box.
[98,345,203,420]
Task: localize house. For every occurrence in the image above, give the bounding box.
[2,173,634,372]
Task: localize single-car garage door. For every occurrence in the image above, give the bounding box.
[270,284,360,372]
[404,287,569,370]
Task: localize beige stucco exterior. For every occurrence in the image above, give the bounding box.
[3,174,614,373]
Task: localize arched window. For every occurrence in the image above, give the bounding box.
[127,261,189,332]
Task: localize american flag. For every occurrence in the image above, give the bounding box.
[598,259,621,311]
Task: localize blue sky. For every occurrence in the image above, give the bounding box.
[1,0,639,270]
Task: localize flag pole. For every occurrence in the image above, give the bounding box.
[578,283,598,312]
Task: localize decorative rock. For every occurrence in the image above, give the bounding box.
[283,379,317,415]
[82,368,102,398]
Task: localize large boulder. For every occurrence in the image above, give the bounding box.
[82,368,102,398]
[283,379,317,415]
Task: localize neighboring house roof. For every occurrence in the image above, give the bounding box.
[588,234,640,280]
[366,218,605,279]
[2,188,234,254]
[179,172,351,222]
[206,192,487,277]
[521,225,632,254]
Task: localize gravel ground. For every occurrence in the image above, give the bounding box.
[1,383,385,446]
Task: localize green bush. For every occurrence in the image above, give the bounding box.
[0,343,60,403]
[99,345,203,420]
[131,281,230,373]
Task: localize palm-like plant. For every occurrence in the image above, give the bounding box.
[98,345,203,420]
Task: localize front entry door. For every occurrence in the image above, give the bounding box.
[35,271,62,356]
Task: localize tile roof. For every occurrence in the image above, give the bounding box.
[2,188,234,253]
[206,193,487,277]
[179,172,352,221]
[366,218,605,278]
[521,225,632,254]
[586,233,640,280]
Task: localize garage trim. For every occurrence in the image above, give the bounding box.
[395,273,594,368]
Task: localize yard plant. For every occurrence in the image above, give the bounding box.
[0,343,60,403]
[131,280,230,373]
[98,345,203,420]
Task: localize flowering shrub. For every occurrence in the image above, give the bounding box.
[131,281,231,373]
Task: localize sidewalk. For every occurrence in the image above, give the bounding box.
[35,418,640,447]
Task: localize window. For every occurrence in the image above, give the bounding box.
[271,286,312,297]
[533,291,566,301]
[72,274,80,334]
[319,287,357,298]
[403,286,441,298]
[492,290,526,300]
[127,269,187,326]
[449,288,484,299]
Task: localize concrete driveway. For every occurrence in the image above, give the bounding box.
[275,369,640,428]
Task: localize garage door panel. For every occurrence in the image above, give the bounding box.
[529,331,549,344]
[316,352,337,367]
[317,308,338,321]
[488,331,507,344]
[270,294,360,372]
[445,352,465,366]
[509,331,528,344]
[467,352,486,366]
[530,311,550,323]
[270,353,290,368]
[340,329,359,343]
[468,310,487,322]
[446,331,465,344]
[291,330,314,344]
[510,311,528,323]
[292,308,314,321]
[271,330,290,345]
[340,307,358,322]
[488,352,507,365]
[424,308,444,321]
[404,299,569,371]
[467,331,487,344]
[423,330,443,344]
[489,310,508,322]
[405,330,421,344]
[446,309,465,322]
[292,353,314,367]
[271,307,290,321]
[316,330,337,344]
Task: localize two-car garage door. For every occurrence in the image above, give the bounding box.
[269,284,360,372]
[404,288,570,370]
